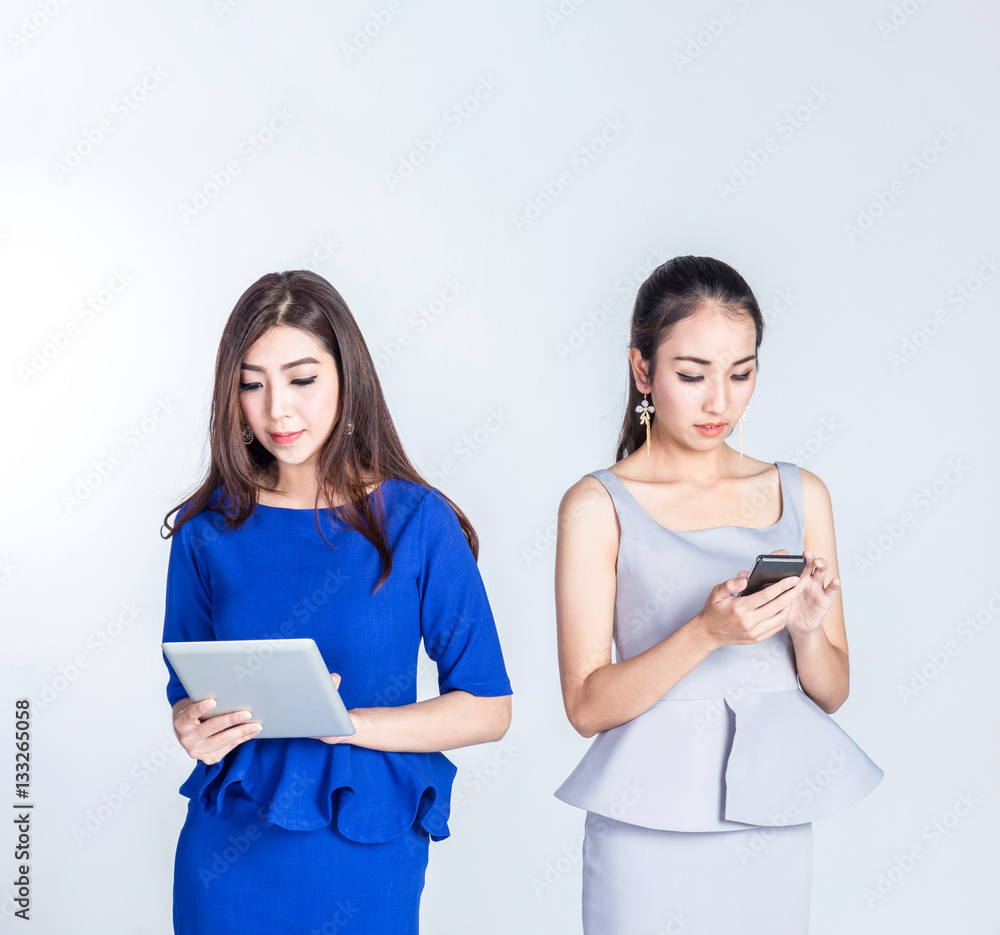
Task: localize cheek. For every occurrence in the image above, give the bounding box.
[656,381,697,410]
[302,386,338,422]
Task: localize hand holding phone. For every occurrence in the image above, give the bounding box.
[696,553,806,648]
[737,554,807,597]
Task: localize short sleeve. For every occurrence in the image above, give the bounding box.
[417,490,512,698]
[162,508,216,707]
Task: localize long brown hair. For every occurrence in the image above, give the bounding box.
[161,270,479,592]
[616,255,764,461]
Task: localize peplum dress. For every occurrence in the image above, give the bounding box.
[161,478,512,935]
[554,461,883,935]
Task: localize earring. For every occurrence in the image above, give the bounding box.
[242,421,254,445]
[345,421,354,435]
[738,403,750,459]
[635,393,655,457]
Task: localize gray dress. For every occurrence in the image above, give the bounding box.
[555,462,883,934]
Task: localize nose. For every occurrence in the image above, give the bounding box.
[703,377,729,417]
[266,382,293,422]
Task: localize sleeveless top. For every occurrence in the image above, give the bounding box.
[554,461,883,831]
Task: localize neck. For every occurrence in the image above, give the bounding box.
[262,461,322,503]
[640,431,748,483]
[259,461,380,508]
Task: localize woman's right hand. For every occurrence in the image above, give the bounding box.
[694,570,804,649]
[171,697,262,765]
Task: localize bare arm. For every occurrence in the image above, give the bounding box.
[786,469,850,713]
[173,686,510,759]
[555,476,801,738]
[317,688,511,752]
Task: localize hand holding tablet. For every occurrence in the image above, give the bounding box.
[163,638,356,742]
[171,696,264,765]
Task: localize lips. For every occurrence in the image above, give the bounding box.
[269,430,304,444]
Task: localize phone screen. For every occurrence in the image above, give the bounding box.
[739,554,806,596]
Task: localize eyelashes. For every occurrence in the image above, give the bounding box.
[239,377,318,392]
[677,371,753,383]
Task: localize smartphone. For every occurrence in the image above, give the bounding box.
[738,554,806,597]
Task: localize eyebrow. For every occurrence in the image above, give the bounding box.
[673,355,756,366]
[240,357,320,372]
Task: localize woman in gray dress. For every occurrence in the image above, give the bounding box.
[554,256,882,934]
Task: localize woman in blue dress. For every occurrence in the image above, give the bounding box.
[161,270,513,934]
[553,256,882,933]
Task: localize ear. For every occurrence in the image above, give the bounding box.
[628,347,651,393]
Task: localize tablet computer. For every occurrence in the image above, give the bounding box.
[162,638,355,739]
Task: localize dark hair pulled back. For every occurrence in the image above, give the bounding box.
[616,255,764,461]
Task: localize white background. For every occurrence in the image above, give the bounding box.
[2,0,998,932]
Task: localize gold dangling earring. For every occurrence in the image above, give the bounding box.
[242,420,254,445]
[738,403,750,459]
[635,393,655,457]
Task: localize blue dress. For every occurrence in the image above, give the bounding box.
[162,478,513,934]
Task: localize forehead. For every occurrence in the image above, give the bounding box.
[661,304,756,354]
[244,326,328,362]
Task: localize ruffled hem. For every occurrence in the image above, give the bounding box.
[178,738,457,843]
[722,689,883,825]
[554,688,882,832]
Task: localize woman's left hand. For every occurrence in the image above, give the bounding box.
[311,673,363,745]
[769,548,841,637]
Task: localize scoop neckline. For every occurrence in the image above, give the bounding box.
[254,479,388,512]
[603,462,788,534]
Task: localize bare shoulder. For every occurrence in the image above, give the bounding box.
[795,466,836,537]
[558,474,620,550]
[560,474,616,525]
[797,465,833,506]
